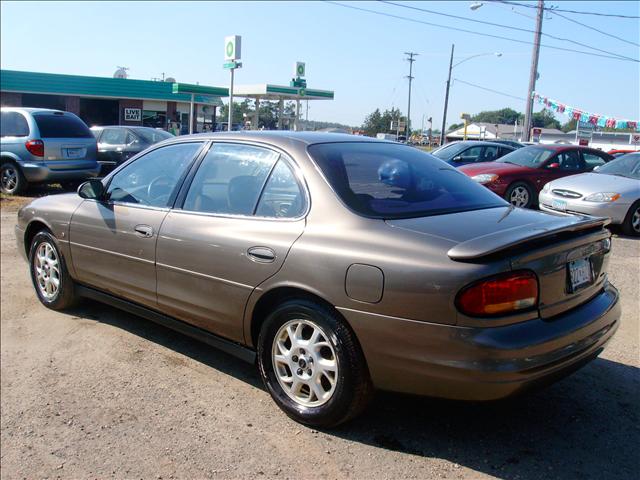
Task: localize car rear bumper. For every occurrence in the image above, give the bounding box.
[539,192,629,224]
[21,161,100,183]
[340,283,620,400]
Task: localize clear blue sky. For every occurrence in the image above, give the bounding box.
[1,1,638,129]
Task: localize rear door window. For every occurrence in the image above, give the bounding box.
[0,112,30,137]
[481,145,499,162]
[33,113,93,138]
[582,151,608,170]
[557,150,584,171]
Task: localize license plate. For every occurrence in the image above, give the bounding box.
[552,199,567,211]
[568,257,593,292]
[65,148,83,158]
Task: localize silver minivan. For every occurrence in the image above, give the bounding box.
[1,107,99,194]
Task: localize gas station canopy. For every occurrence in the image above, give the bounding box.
[233,84,334,130]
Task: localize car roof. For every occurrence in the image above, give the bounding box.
[162,131,386,148]
[443,140,515,148]
[0,107,66,114]
[90,125,157,130]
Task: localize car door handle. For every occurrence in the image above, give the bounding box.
[134,224,154,238]
[247,247,276,263]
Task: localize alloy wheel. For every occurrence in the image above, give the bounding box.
[1,165,18,193]
[272,319,338,407]
[34,241,61,300]
[509,186,530,207]
[633,207,640,233]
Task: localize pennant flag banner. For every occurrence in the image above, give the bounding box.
[532,92,640,131]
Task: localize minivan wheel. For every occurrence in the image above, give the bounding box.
[622,200,640,237]
[0,162,27,195]
[506,182,535,208]
[257,299,373,427]
[28,231,78,310]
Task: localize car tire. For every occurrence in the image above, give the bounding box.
[1,162,27,195]
[28,230,79,310]
[621,200,640,237]
[506,182,535,208]
[257,298,373,427]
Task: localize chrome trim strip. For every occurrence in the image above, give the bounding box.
[69,241,155,265]
[156,262,253,290]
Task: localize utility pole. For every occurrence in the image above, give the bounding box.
[440,44,455,145]
[523,0,544,142]
[405,52,418,138]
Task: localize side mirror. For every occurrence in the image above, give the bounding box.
[547,162,560,169]
[78,179,104,199]
[452,155,463,162]
[593,165,601,171]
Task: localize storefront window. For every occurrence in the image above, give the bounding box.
[142,110,167,129]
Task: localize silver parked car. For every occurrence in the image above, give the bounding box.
[1,107,99,195]
[539,152,640,236]
[15,132,620,427]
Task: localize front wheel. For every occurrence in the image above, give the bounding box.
[257,299,373,427]
[28,230,79,310]
[622,200,640,237]
[506,182,535,208]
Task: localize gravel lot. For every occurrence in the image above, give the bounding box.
[1,192,638,480]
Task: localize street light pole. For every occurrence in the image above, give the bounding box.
[405,52,418,137]
[440,44,455,145]
[522,0,544,141]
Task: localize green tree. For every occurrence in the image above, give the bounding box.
[561,119,577,132]
[362,107,405,136]
[531,108,561,129]
[448,122,463,132]
[218,99,253,126]
[472,108,521,125]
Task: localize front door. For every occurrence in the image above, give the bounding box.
[156,143,307,342]
[69,141,205,307]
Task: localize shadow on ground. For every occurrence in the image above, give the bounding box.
[67,300,639,480]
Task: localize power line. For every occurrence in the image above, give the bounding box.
[453,78,527,101]
[325,1,639,63]
[380,1,638,62]
[496,1,640,19]
[549,10,640,48]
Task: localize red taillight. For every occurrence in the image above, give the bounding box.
[25,139,44,157]
[456,271,539,317]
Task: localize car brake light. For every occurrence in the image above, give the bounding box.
[456,271,538,317]
[25,139,44,157]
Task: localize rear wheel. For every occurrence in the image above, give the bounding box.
[622,200,640,237]
[1,162,27,195]
[257,299,373,427]
[506,182,535,208]
[28,230,79,310]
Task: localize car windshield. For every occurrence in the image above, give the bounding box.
[498,146,555,168]
[135,128,173,144]
[595,153,640,179]
[432,142,468,159]
[308,142,506,219]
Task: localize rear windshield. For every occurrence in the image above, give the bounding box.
[499,146,555,168]
[135,128,173,144]
[308,142,506,219]
[33,114,93,138]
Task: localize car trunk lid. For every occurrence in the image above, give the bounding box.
[387,206,612,319]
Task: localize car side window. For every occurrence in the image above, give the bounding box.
[582,152,607,171]
[557,150,584,171]
[101,128,127,145]
[481,146,498,162]
[183,143,279,215]
[106,142,203,207]
[0,112,30,137]
[255,160,306,218]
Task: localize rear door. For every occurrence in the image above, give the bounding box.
[156,142,307,342]
[32,112,97,167]
[581,150,611,171]
[96,127,128,166]
[69,141,204,308]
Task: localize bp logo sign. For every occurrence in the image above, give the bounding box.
[294,62,306,78]
[224,35,241,61]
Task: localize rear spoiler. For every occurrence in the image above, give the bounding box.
[448,216,610,261]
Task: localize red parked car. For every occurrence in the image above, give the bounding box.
[608,149,637,158]
[459,145,614,208]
